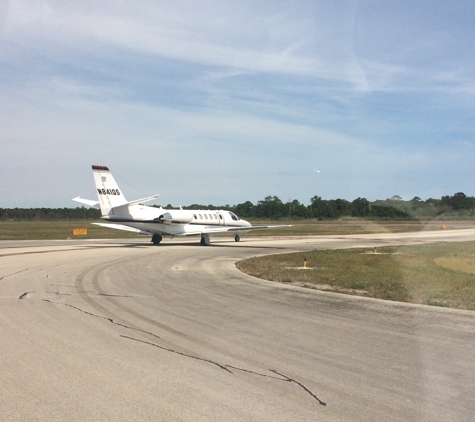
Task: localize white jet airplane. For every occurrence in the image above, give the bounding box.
[73,165,292,245]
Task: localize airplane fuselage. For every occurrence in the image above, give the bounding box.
[102,204,251,237]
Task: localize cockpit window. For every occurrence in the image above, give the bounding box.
[228,211,240,221]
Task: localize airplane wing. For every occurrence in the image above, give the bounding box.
[72,196,99,207]
[92,222,154,235]
[93,222,292,238]
[178,224,293,236]
[228,224,294,231]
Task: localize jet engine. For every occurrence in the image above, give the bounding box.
[156,210,193,225]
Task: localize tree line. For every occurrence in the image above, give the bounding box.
[2,192,475,221]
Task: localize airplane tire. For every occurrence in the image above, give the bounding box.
[234,234,240,242]
[200,234,210,246]
[151,234,162,245]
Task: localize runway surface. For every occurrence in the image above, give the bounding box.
[2,230,475,421]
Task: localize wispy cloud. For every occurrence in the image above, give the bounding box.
[1,1,475,206]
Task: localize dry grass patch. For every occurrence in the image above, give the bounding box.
[434,257,475,274]
[236,242,475,310]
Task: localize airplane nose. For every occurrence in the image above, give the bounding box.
[242,219,252,227]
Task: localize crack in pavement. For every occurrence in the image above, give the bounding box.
[41,300,161,341]
[19,291,34,299]
[122,335,326,406]
[225,364,285,379]
[121,335,233,373]
[269,369,327,406]
[0,268,29,281]
[42,300,326,406]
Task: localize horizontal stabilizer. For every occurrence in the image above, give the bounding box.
[110,195,160,214]
[72,197,99,207]
[123,194,159,207]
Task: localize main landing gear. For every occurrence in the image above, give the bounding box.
[151,234,162,245]
[200,233,211,246]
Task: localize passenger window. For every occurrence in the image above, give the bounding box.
[205,215,208,219]
[193,214,197,219]
[199,214,202,219]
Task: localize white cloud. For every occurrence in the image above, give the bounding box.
[1,1,475,206]
[1,0,374,87]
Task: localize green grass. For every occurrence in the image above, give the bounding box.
[0,221,143,240]
[1,219,473,240]
[236,242,475,310]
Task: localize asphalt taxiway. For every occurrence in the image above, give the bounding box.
[1,230,475,421]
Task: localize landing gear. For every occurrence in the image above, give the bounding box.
[234,234,240,242]
[200,233,210,246]
[151,234,162,245]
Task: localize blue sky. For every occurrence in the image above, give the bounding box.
[1,0,475,208]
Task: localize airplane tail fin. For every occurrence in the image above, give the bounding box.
[92,165,128,215]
